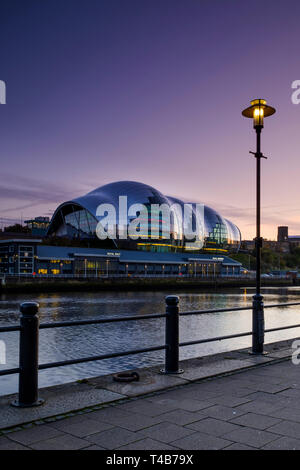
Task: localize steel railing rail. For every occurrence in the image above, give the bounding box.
[0,367,20,377]
[1,297,300,407]
[179,330,253,348]
[0,325,21,333]
[38,345,166,371]
[39,312,166,329]
[180,301,300,316]
[1,302,300,332]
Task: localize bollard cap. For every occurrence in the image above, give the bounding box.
[20,302,39,316]
[165,295,179,305]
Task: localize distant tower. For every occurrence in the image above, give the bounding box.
[278,226,288,242]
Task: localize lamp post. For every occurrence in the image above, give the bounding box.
[242,99,276,354]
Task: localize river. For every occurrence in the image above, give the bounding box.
[0,286,300,396]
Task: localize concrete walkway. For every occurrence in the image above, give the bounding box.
[1,358,300,450]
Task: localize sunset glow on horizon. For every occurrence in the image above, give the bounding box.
[1,0,300,241]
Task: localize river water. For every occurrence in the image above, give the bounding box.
[0,286,300,396]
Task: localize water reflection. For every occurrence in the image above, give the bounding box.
[0,287,300,396]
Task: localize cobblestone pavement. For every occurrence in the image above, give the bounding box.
[2,359,300,450]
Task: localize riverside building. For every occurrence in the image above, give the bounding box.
[0,181,242,277]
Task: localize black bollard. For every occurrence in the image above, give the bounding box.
[161,295,183,374]
[11,302,44,407]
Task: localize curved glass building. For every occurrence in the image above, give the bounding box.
[47,181,241,254]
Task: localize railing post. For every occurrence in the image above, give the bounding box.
[11,302,44,407]
[161,295,183,374]
[251,294,265,354]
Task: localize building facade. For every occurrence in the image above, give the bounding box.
[0,239,242,277]
[277,226,300,250]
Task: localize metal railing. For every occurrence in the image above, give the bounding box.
[1,297,300,407]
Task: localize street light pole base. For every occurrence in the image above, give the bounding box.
[11,398,45,408]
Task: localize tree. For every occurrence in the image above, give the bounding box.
[3,224,30,233]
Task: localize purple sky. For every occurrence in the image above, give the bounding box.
[0,0,300,239]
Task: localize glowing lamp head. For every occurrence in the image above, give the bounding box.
[242,98,276,129]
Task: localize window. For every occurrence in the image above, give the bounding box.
[38,269,48,274]
[51,269,60,275]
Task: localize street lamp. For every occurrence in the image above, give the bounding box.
[242,98,276,354]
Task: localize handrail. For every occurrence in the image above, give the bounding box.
[180,302,300,316]
[38,344,166,370]
[2,301,300,332]
[39,312,166,329]
[1,297,300,407]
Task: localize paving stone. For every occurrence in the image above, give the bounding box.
[139,422,194,443]
[278,388,300,399]
[240,371,285,385]
[108,413,163,432]
[0,436,30,450]
[86,427,141,449]
[144,397,180,406]
[244,391,288,404]
[84,407,133,425]
[224,443,256,450]
[157,409,206,426]
[171,432,232,450]
[174,399,215,412]
[30,434,89,450]
[145,395,213,412]
[8,424,63,445]
[0,436,13,446]
[165,388,220,402]
[267,420,300,439]
[225,427,279,448]
[262,436,300,450]
[201,405,246,421]
[252,383,291,394]
[186,417,243,437]
[115,400,177,416]
[225,378,260,391]
[213,386,256,398]
[50,418,114,437]
[235,400,284,415]
[88,407,162,431]
[82,445,106,450]
[276,398,300,411]
[230,413,282,430]
[48,414,89,429]
[266,407,300,422]
[211,395,251,407]
[118,438,179,450]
